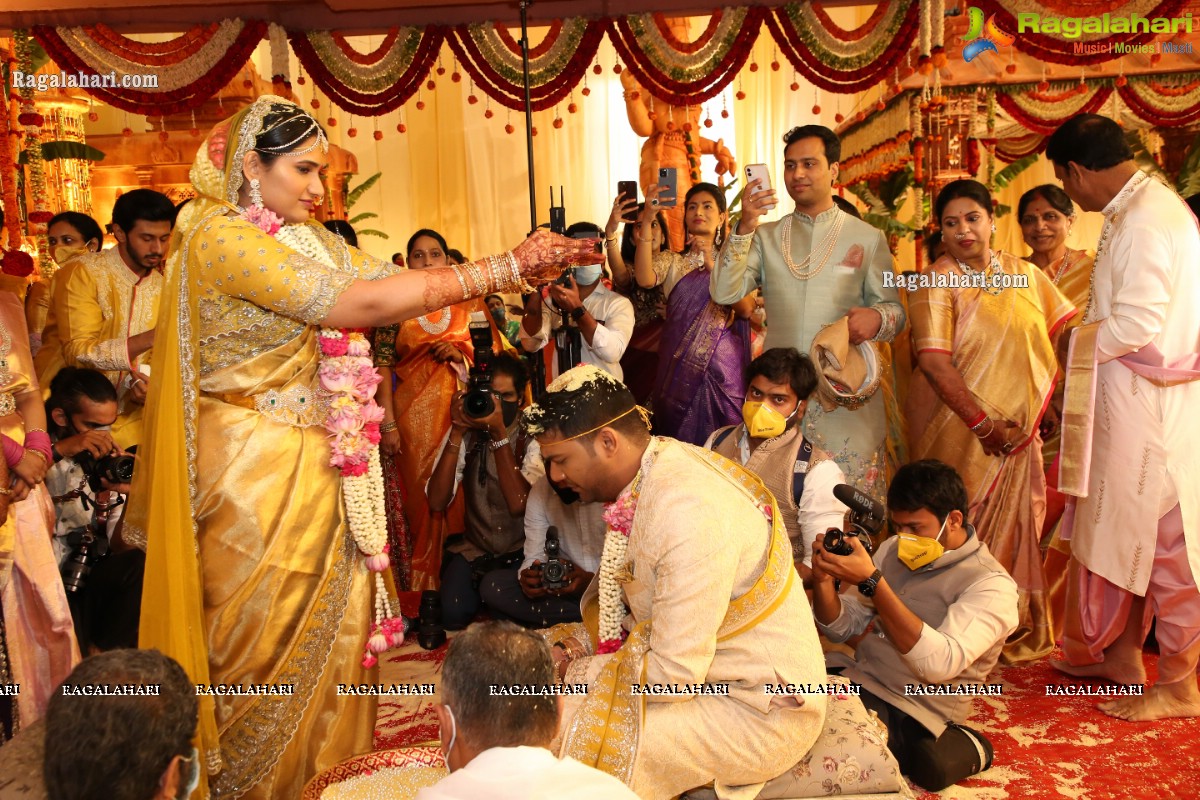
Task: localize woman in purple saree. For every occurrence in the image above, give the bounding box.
[633,182,756,444]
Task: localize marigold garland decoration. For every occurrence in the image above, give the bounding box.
[289,27,443,115]
[32,19,268,116]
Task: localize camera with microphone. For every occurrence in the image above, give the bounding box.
[822,483,885,556]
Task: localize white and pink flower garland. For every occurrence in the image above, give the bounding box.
[596,479,638,654]
[248,208,407,668]
[317,329,408,667]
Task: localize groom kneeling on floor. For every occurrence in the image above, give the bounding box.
[524,365,828,799]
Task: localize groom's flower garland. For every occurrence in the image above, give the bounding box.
[263,216,408,668]
[596,455,650,654]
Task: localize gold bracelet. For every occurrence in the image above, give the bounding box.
[380,420,398,433]
[24,448,48,463]
[25,427,47,434]
[0,487,10,496]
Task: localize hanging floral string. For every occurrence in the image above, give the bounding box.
[32,20,268,116]
[767,1,918,94]
[606,9,760,106]
[290,27,442,115]
[447,17,602,112]
[14,31,53,239]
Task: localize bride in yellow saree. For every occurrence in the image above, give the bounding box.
[126,96,600,798]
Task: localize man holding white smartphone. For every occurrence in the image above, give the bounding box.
[711,125,905,502]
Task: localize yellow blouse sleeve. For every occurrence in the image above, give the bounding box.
[193,217,357,326]
[908,280,956,354]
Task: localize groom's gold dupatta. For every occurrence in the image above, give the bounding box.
[126,100,280,792]
[561,448,796,782]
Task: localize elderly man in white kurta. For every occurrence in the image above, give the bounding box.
[525,365,827,800]
[712,125,904,502]
[1047,114,1200,721]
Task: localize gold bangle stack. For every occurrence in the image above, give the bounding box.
[449,265,469,297]
[380,420,398,434]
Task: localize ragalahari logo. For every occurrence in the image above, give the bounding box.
[962,6,1016,61]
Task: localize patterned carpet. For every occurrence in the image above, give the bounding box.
[914,651,1200,800]
[373,595,1200,799]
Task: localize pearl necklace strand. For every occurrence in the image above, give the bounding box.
[781,209,845,281]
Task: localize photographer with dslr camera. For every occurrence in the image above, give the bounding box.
[428,351,544,630]
[520,221,634,381]
[479,473,606,627]
[45,368,133,571]
[811,459,1018,791]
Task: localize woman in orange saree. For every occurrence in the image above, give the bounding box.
[373,229,511,591]
[906,180,1075,663]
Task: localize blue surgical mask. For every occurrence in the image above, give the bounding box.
[571,264,603,286]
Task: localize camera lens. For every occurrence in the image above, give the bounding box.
[417,590,446,651]
[463,388,495,419]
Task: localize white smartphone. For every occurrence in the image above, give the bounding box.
[744,164,777,209]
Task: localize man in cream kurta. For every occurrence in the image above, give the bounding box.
[1046,114,1200,720]
[528,366,827,800]
[35,189,171,449]
[713,126,904,501]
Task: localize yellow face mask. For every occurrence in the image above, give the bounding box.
[741,400,799,439]
[53,244,87,266]
[895,516,949,570]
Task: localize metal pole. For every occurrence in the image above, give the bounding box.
[519,0,537,233]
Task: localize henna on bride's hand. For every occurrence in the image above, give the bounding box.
[422,267,463,312]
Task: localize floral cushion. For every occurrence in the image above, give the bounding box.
[757,676,907,799]
[302,746,447,799]
[684,676,908,800]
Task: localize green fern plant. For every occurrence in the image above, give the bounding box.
[343,172,388,240]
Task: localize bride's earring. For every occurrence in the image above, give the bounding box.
[250,178,263,208]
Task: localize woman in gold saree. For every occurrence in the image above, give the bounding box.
[906,180,1075,664]
[0,275,78,731]
[127,96,598,798]
[1017,185,1096,644]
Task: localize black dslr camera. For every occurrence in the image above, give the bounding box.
[74,450,135,493]
[61,525,108,594]
[462,313,496,419]
[823,484,885,556]
[541,526,568,590]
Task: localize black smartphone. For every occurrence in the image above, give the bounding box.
[657,168,677,208]
[617,180,638,222]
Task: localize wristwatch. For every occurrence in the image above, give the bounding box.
[570,306,586,321]
[857,568,883,597]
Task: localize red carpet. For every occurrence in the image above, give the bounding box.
[374,594,1200,798]
[914,651,1200,799]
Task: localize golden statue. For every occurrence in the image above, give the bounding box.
[619,19,736,250]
